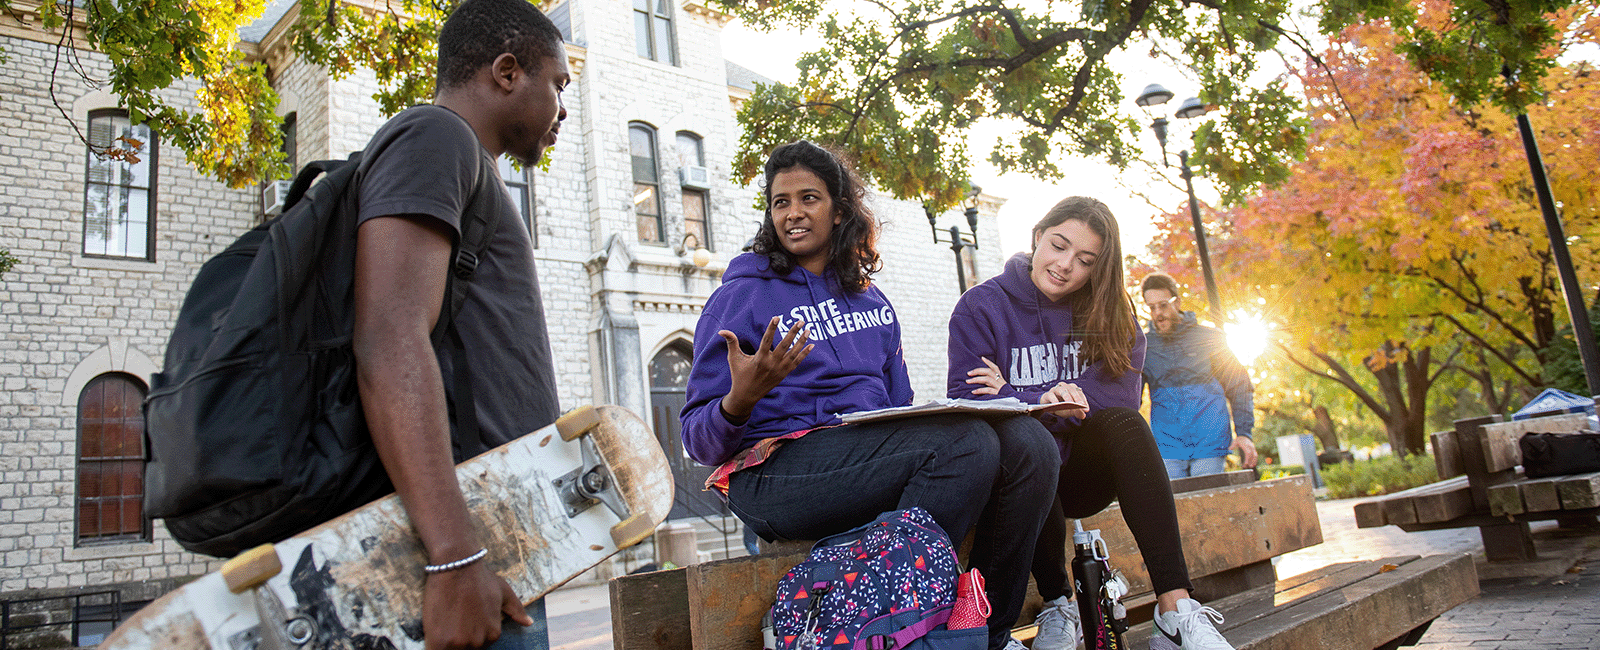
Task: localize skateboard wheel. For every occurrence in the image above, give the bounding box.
[221,544,282,594]
[556,405,602,442]
[610,513,654,549]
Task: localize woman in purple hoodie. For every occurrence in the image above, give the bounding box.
[947,197,1234,650]
[681,141,1057,650]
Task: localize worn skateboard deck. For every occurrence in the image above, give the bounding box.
[100,405,672,649]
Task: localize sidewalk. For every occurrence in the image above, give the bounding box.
[1271,497,1600,649]
[548,497,1600,650]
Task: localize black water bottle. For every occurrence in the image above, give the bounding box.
[1071,520,1125,650]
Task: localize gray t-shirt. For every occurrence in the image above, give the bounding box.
[357,105,560,459]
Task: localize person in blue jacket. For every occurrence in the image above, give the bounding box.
[680,141,1058,650]
[1138,272,1257,478]
[947,197,1234,650]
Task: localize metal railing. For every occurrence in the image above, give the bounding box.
[670,488,745,561]
[0,589,121,650]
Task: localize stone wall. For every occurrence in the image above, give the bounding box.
[0,0,1006,616]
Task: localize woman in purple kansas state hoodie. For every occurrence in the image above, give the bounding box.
[947,197,1235,650]
[680,141,1057,650]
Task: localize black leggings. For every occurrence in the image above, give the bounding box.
[1033,407,1194,600]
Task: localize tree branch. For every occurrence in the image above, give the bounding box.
[1278,342,1392,421]
[1435,311,1542,386]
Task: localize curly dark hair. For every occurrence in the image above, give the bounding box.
[747,141,882,292]
[436,0,564,91]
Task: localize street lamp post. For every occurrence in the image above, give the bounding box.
[1503,68,1600,397]
[1137,84,1225,326]
[927,186,983,294]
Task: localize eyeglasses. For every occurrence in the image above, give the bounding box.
[1139,295,1179,316]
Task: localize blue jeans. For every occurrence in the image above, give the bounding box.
[726,414,1058,650]
[1162,456,1227,479]
[485,599,547,650]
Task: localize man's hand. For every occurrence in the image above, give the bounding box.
[720,316,812,419]
[423,562,532,650]
[1040,382,1090,420]
[1231,435,1258,468]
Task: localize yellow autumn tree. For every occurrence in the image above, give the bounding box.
[1143,8,1600,454]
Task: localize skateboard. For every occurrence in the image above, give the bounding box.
[99,405,673,650]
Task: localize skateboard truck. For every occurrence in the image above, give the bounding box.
[554,434,629,521]
[222,544,315,650]
[553,405,656,549]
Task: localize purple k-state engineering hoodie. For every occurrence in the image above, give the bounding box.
[681,252,914,467]
[946,252,1145,456]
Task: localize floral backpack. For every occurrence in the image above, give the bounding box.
[768,508,987,650]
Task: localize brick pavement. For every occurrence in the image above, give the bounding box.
[1283,497,1600,650]
[1409,568,1600,649]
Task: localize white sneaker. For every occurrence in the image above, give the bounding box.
[1031,596,1083,650]
[1002,638,1029,650]
[1149,598,1233,650]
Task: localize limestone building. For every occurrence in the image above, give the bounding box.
[0,0,1002,644]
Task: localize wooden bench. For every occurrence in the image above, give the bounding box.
[1354,412,1600,562]
[610,474,1477,649]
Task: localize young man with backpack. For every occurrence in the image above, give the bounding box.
[352,0,568,647]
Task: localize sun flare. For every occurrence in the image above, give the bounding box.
[1226,310,1270,365]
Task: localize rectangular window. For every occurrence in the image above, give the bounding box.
[676,132,711,250]
[683,190,709,250]
[633,0,677,64]
[83,112,156,260]
[499,156,537,246]
[281,112,298,172]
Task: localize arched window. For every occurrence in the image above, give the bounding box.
[77,373,149,544]
[676,131,711,251]
[630,123,664,243]
[83,110,157,260]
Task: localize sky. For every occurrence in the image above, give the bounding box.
[717,14,1214,260]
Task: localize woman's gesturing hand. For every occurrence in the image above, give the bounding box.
[964,356,1009,396]
[720,316,813,419]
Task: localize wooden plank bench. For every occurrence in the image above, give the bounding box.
[1354,412,1600,562]
[610,474,1476,650]
[1122,554,1477,650]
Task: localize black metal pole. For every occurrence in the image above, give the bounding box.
[949,225,968,294]
[1516,112,1600,397]
[1179,150,1224,326]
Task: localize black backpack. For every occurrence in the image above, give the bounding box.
[143,151,499,558]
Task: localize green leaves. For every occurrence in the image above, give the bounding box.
[291,0,447,116]
[721,0,1588,213]
[1328,0,1588,114]
[717,0,1307,212]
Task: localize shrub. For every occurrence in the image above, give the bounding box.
[1256,463,1306,480]
[1322,454,1439,499]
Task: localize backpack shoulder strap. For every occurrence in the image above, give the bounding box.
[449,152,504,315]
[439,150,506,455]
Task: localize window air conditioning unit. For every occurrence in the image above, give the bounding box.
[261,179,294,217]
[678,165,712,191]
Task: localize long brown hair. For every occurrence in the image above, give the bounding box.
[1031,197,1139,377]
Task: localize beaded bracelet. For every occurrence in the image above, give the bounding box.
[423,548,488,575]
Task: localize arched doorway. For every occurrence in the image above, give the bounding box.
[649,341,728,520]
